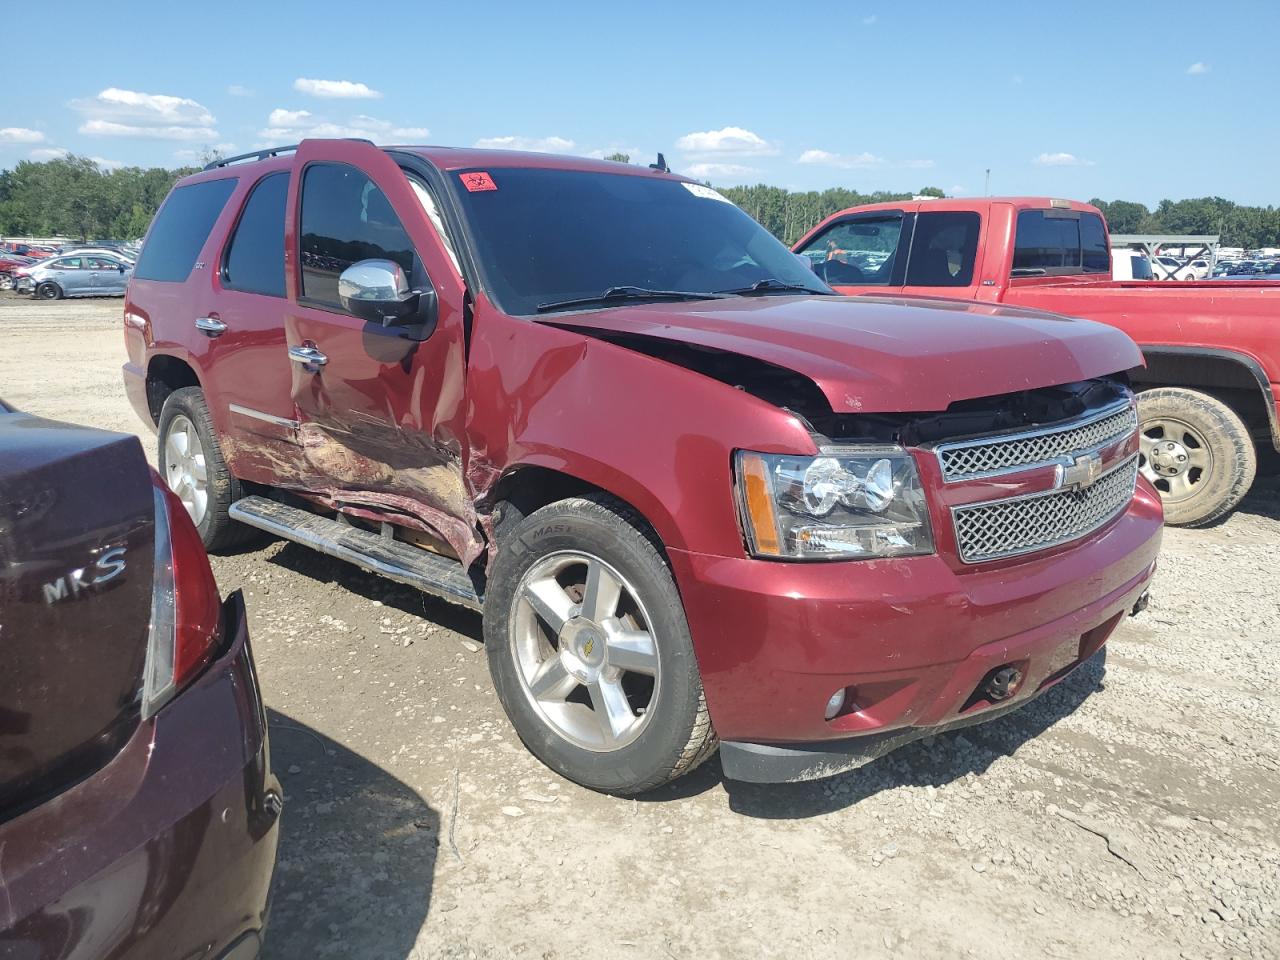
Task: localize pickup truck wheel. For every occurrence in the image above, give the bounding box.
[484,495,716,795]
[1137,388,1256,526]
[157,387,256,550]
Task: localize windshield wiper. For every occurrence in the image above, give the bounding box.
[535,286,725,314]
[715,278,833,296]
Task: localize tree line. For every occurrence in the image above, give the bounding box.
[3,153,1279,250]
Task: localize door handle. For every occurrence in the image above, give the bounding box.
[195,316,227,337]
[288,344,328,367]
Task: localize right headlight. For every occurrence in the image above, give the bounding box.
[734,446,934,560]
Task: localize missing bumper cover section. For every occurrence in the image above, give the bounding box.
[228,495,482,611]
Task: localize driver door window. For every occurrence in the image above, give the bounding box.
[797,215,905,286]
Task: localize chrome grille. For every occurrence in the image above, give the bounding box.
[952,455,1139,563]
[937,403,1138,482]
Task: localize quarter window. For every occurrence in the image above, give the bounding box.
[905,212,980,287]
[134,178,238,282]
[299,162,422,308]
[223,172,288,297]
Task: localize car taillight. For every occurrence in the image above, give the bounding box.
[141,476,221,718]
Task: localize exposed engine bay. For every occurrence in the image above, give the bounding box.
[566,326,1132,447]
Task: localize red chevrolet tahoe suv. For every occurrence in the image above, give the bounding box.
[122,140,1162,793]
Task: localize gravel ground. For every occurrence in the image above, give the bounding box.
[2,294,1277,959]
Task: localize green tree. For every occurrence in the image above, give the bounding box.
[917,186,945,198]
[603,152,630,164]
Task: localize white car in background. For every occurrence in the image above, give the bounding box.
[1112,248,1155,281]
[1152,254,1198,280]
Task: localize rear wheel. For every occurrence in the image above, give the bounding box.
[484,495,716,795]
[157,386,257,550]
[1137,387,1256,526]
[35,281,61,300]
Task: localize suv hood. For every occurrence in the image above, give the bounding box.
[551,295,1141,413]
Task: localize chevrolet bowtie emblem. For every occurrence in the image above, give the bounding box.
[1056,453,1104,491]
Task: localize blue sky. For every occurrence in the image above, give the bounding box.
[2,0,1276,206]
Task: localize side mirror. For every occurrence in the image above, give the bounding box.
[338,259,437,333]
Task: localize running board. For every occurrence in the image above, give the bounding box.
[228,495,483,611]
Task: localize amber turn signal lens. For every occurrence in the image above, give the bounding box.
[738,453,781,556]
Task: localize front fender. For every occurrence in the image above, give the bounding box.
[464,304,818,557]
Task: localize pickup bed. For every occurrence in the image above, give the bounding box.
[123,144,1161,792]
[795,197,1280,525]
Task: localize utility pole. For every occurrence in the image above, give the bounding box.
[985,169,991,196]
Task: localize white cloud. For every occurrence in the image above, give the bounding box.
[1,127,46,144]
[684,162,757,180]
[796,148,884,168]
[1186,62,1209,75]
[227,84,255,97]
[73,87,217,140]
[293,78,382,99]
[30,147,69,160]
[1033,151,1094,167]
[862,14,877,24]
[473,135,575,153]
[259,109,427,143]
[948,184,968,195]
[904,159,936,169]
[91,156,123,170]
[676,126,778,156]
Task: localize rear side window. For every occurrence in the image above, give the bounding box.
[299,162,421,308]
[905,212,980,286]
[51,258,83,269]
[1012,210,1110,277]
[222,173,288,297]
[135,178,237,282]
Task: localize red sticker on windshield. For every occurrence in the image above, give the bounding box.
[461,171,497,192]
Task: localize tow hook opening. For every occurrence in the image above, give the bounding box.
[983,664,1024,702]
[1130,590,1151,617]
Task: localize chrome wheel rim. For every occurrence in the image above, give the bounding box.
[511,551,660,752]
[1139,416,1211,502]
[163,414,209,525]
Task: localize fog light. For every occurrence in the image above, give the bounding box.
[824,688,847,720]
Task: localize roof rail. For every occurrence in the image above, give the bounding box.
[202,138,379,171]
[204,144,299,171]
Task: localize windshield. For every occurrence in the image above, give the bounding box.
[449,167,832,315]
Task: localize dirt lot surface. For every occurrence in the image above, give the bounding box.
[2,294,1278,959]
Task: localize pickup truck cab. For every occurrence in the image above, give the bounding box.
[796,197,1280,525]
[124,143,1161,793]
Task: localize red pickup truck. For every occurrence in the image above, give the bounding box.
[795,197,1280,525]
[123,142,1161,792]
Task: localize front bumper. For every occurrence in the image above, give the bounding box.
[0,592,282,958]
[669,481,1163,783]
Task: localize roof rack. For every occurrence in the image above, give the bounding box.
[203,139,378,171]
[204,144,299,171]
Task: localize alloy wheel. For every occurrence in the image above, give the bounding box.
[511,551,660,752]
[163,414,210,526]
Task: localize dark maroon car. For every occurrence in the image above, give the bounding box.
[0,401,280,958]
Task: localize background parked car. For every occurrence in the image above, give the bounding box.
[0,252,34,290]
[1112,248,1155,280]
[16,253,134,299]
[1151,254,1197,280]
[0,400,280,958]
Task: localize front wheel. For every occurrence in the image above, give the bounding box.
[35,281,62,300]
[1137,388,1256,526]
[484,495,717,795]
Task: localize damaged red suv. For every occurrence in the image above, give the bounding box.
[0,402,280,956]
[123,140,1162,793]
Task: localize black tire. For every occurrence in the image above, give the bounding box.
[35,281,62,300]
[157,386,257,550]
[1137,387,1256,526]
[484,494,717,795]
